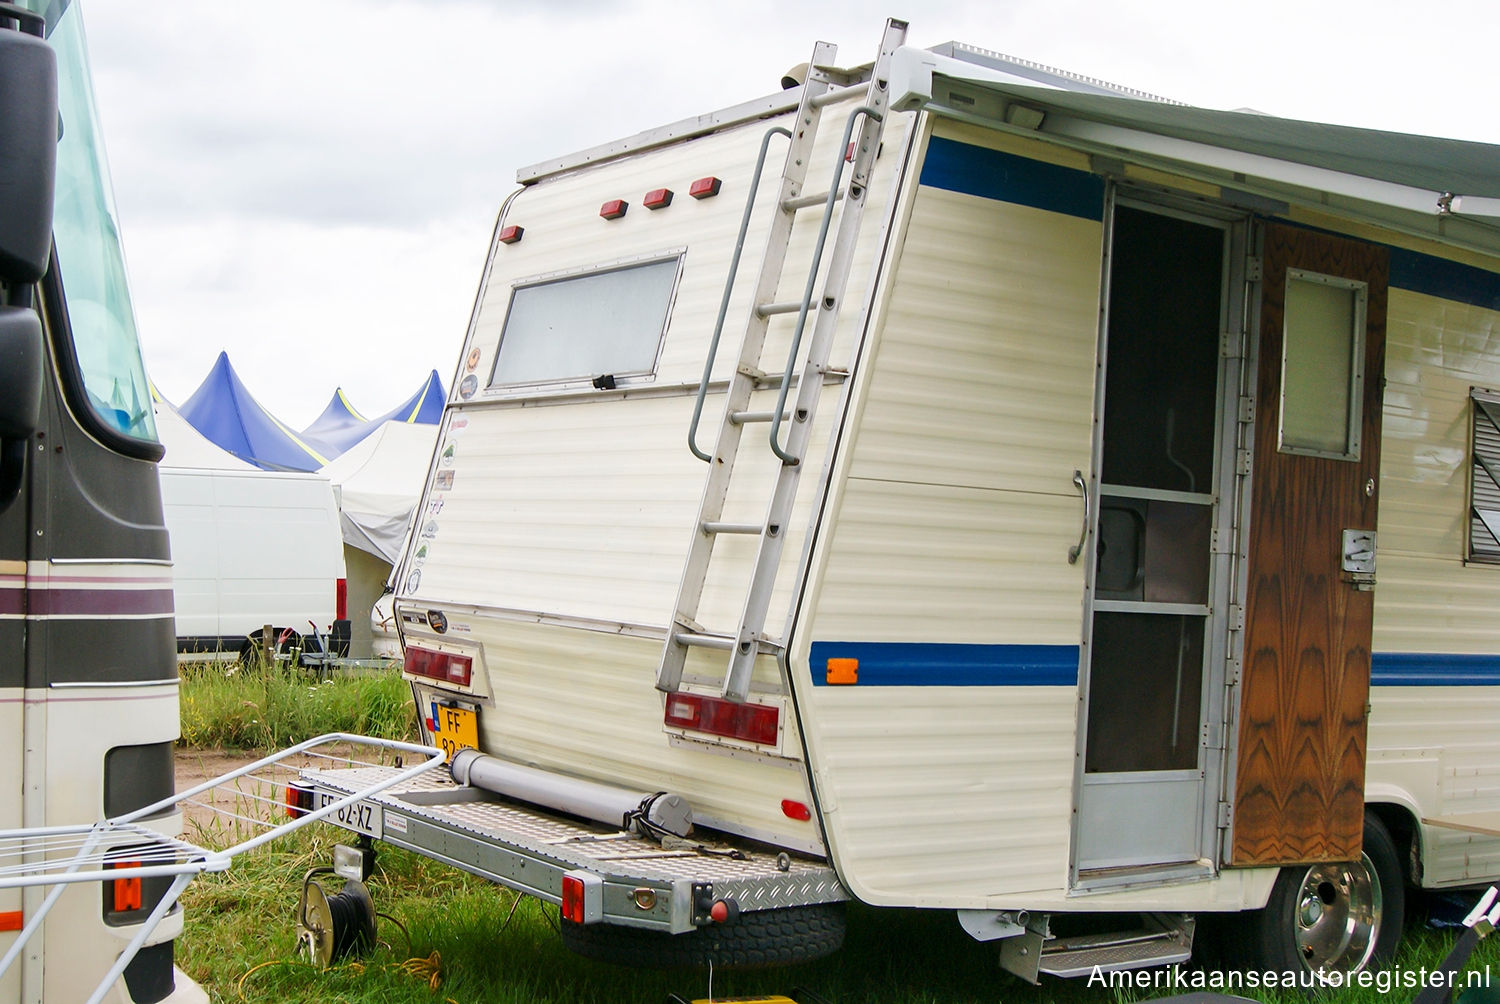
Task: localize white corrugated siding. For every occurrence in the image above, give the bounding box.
[790,124,1102,906]
[401,103,917,841]
[1366,286,1500,886]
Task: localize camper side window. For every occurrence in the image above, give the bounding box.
[1470,390,1500,563]
[489,256,681,390]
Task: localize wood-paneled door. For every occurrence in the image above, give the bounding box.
[1231,222,1388,865]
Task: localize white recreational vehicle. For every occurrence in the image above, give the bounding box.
[301,20,1500,980]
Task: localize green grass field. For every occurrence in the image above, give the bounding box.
[178,658,415,749]
[176,821,1499,1004]
[175,665,1498,1003]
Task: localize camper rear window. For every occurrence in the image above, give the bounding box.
[489,257,681,389]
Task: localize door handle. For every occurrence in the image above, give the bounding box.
[1068,469,1089,565]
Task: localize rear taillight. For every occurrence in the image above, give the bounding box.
[110,861,142,912]
[560,871,601,924]
[404,646,473,688]
[285,783,315,820]
[336,578,348,621]
[664,692,779,746]
[561,874,585,924]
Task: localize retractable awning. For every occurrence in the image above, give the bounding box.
[890,44,1500,250]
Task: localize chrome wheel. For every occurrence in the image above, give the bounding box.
[1292,853,1381,973]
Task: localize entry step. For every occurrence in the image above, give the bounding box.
[1038,916,1195,978]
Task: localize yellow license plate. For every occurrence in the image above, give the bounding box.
[428,701,478,761]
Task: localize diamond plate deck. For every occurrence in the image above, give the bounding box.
[301,766,847,921]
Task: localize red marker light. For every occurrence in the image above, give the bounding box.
[336,578,348,621]
[689,176,722,199]
[781,799,812,822]
[600,199,628,220]
[643,188,673,210]
[498,224,524,244]
[561,874,585,924]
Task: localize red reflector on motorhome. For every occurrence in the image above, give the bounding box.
[689,176,722,199]
[498,224,524,244]
[336,578,348,621]
[781,799,812,821]
[0,910,20,932]
[404,646,472,688]
[664,693,778,746]
[643,187,673,210]
[111,861,142,912]
[561,874,585,924]
[599,199,628,220]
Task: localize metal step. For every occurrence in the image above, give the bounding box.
[1036,919,1194,978]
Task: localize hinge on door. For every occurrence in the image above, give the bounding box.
[1237,398,1255,424]
[1219,330,1241,359]
[1218,802,1233,828]
[1236,449,1253,476]
[1226,604,1244,632]
[1245,255,1263,282]
[1201,719,1224,751]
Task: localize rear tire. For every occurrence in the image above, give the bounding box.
[1221,811,1405,980]
[558,902,846,969]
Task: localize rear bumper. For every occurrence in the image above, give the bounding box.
[300,765,847,934]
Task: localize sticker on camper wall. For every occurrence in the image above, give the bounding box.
[448,417,469,438]
[440,444,456,467]
[406,569,421,592]
[414,543,429,562]
[465,347,481,372]
[434,470,455,490]
[421,520,439,539]
[427,499,445,517]
[458,374,478,399]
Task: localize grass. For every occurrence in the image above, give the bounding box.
[178,657,416,750]
[173,664,1499,1002]
[176,820,1500,1004]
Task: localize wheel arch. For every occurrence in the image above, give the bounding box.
[1365,795,1423,886]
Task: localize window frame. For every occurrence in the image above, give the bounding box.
[485,250,686,396]
[1276,267,1368,462]
[1469,387,1500,564]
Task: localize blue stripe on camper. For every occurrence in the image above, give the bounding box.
[919,137,1105,222]
[804,646,1500,688]
[808,641,1079,687]
[1389,249,1500,312]
[1371,652,1500,687]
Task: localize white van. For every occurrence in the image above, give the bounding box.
[159,468,347,660]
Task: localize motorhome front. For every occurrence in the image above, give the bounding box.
[303,20,1500,980]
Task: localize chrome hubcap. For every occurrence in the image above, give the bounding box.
[1293,854,1381,973]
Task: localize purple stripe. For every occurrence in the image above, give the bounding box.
[0,588,20,616]
[26,588,175,617]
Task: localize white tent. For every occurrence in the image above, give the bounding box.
[320,421,437,660]
[319,420,438,563]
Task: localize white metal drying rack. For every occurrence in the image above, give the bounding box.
[0,733,444,1004]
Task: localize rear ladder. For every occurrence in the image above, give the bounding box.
[658,19,908,702]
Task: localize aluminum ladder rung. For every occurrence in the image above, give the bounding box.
[728,410,789,425]
[756,300,806,317]
[673,631,736,651]
[783,189,843,213]
[810,83,867,108]
[702,521,762,535]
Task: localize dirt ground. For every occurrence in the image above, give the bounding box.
[173,744,363,841]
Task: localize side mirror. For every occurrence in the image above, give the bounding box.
[0,307,43,438]
[0,14,58,284]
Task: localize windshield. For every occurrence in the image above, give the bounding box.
[27,0,157,443]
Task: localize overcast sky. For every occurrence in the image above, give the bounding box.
[82,0,1498,429]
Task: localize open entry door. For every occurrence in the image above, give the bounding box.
[1231,223,1388,866]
